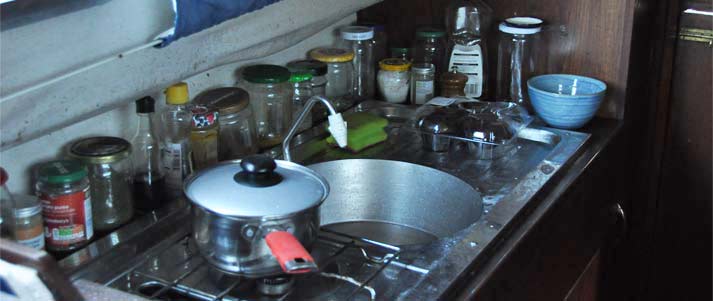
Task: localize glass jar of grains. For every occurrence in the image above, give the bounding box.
[69,137,133,233]
[377,58,411,103]
[36,160,93,253]
[194,88,258,160]
[13,194,45,250]
[240,65,292,149]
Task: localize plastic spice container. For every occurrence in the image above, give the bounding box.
[69,137,133,233]
[338,26,375,100]
[410,63,435,104]
[240,65,292,149]
[290,72,314,132]
[194,88,258,161]
[36,160,93,252]
[378,58,411,103]
[13,195,45,250]
[309,48,355,112]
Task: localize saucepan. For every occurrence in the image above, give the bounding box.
[184,155,329,278]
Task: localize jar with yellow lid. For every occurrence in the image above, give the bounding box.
[309,48,354,112]
[68,136,134,233]
[378,58,411,103]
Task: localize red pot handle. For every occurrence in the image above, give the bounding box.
[265,231,318,274]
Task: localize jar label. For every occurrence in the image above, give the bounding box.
[448,44,483,98]
[414,80,434,104]
[40,190,92,248]
[17,233,45,250]
[162,142,190,193]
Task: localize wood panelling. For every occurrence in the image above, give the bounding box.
[358,0,635,119]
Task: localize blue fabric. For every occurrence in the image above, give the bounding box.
[161,0,282,47]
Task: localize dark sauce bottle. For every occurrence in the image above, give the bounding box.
[130,96,168,212]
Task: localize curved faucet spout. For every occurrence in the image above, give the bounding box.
[282,96,348,162]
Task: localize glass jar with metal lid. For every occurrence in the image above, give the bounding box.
[240,65,292,149]
[378,58,411,103]
[190,105,220,170]
[410,63,436,104]
[13,194,44,250]
[36,160,93,252]
[69,137,133,233]
[309,48,355,112]
[194,87,258,161]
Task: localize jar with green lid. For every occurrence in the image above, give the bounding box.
[290,72,314,132]
[240,65,292,149]
[69,137,133,233]
[413,27,447,78]
[309,48,355,112]
[13,194,44,250]
[36,160,93,252]
[390,47,411,61]
[190,105,220,170]
[194,87,258,160]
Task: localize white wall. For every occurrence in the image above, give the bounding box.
[0,0,376,193]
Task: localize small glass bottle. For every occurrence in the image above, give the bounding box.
[412,27,447,78]
[240,65,292,149]
[69,137,133,233]
[440,66,469,97]
[390,47,412,61]
[377,58,411,103]
[290,72,314,132]
[190,105,219,170]
[36,160,93,254]
[410,63,436,104]
[310,48,355,112]
[338,26,375,101]
[194,88,258,160]
[130,96,166,211]
[0,167,16,240]
[162,83,193,198]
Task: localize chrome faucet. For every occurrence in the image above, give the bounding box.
[282,95,348,162]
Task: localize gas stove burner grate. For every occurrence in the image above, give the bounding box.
[106,228,429,301]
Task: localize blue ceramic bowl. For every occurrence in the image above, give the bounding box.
[527,74,607,129]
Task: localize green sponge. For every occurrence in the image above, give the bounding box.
[326,112,388,153]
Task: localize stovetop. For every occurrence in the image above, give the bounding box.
[105,228,428,301]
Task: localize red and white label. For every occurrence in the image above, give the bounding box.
[40,189,93,248]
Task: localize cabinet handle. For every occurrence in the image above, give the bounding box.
[610,203,627,244]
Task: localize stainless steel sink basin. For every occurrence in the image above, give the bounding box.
[309,159,483,246]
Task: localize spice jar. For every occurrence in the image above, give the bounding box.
[377,58,411,103]
[69,137,133,233]
[190,105,220,170]
[36,160,93,253]
[240,65,292,149]
[309,48,355,112]
[440,66,468,97]
[410,63,436,104]
[194,88,258,161]
[13,194,44,250]
[0,167,16,240]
